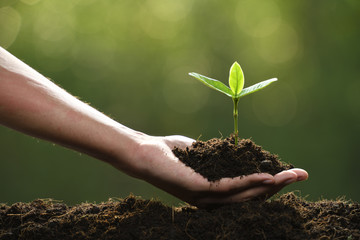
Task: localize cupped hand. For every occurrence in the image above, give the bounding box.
[128,135,308,208]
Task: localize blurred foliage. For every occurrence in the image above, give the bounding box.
[0,0,359,205]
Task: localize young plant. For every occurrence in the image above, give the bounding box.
[189,62,277,145]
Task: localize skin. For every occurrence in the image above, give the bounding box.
[0,47,308,208]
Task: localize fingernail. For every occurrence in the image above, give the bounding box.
[263,179,274,184]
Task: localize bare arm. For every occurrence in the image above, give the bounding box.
[0,47,308,207]
[0,47,151,175]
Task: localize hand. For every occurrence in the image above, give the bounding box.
[119,135,308,208]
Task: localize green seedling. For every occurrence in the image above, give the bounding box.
[189,62,277,145]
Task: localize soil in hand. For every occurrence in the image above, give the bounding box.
[173,137,293,181]
[1,193,359,240]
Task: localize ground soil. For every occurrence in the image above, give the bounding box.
[0,193,359,240]
[1,137,359,239]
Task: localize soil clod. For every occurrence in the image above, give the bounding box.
[173,137,293,181]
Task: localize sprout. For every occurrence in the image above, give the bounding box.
[189,61,277,145]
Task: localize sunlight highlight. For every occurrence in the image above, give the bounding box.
[20,0,41,5]
[146,0,193,22]
[256,23,300,64]
[236,0,281,38]
[0,7,21,49]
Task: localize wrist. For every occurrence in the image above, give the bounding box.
[105,124,151,178]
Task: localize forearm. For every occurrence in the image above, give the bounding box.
[0,47,145,175]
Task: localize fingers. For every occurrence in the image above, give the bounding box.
[184,173,273,207]
[196,185,271,206]
[208,173,275,194]
[257,170,298,198]
[233,169,308,200]
[262,168,308,196]
[192,168,308,207]
[288,168,308,181]
[269,168,308,193]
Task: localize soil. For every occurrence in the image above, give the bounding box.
[0,193,359,240]
[1,137,359,239]
[173,137,293,181]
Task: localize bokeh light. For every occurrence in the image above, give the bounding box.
[20,0,41,5]
[256,23,300,64]
[236,0,282,38]
[0,7,21,48]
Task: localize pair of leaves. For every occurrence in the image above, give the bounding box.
[189,62,277,99]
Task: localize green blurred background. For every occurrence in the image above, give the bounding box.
[1,0,359,205]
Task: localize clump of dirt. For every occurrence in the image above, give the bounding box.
[173,137,293,181]
[0,193,359,240]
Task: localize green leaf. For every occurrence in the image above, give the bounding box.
[229,62,244,96]
[189,72,234,97]
[237,78,277,98]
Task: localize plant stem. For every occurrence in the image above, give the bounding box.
[233,97,239,145]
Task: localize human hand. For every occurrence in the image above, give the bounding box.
[122,135,308,208]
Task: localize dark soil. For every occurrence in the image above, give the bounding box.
[1,137,359,239]
[1,193,359,240]
[173,137,293,181]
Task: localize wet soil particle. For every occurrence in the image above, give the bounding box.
[173,137,293,181]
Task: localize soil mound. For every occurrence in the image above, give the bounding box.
[1,193,359,240]
[173,137,293,181]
